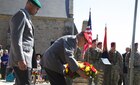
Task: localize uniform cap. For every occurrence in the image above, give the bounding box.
[111,42,116,47]
[92,39,97,43]
[30,0,42,8]
[97,42,102,45]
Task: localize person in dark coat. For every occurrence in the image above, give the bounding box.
[40,31,90,85]
[121,47,130,85]
[8,0,41,85]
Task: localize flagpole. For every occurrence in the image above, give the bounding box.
[96,34,98,41]
[129,0,138,85]
[82,8,92,59]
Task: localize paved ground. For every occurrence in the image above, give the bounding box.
[0,79,50,85]
[0,72,50,85]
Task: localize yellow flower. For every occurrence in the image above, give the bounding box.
[64,61,97,79]
[85,66,90,72]
[86,71,90,76]
[90,70,92,75]
[65,68,68,73]
[78,63,85,68]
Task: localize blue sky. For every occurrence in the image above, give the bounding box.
[73,0,140,53]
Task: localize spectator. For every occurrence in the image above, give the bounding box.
[36,54,42,70]
[0,44,4,79]
[122,47,130,85]
[1,49,9,79]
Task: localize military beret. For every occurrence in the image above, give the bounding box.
[111,42,116,47]
[97,42,102,45]
[30,0,42,8]
[92,39,97,43]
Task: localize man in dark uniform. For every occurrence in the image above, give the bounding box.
[126,43,140,85]
[108,42,123,85]
[8,0,41,85]
[84,39,103,85]
[40,31,90,85]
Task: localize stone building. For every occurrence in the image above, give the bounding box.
[0,0,78,54]
[82,20,88,31]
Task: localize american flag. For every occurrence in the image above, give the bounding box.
[82,10,92,59]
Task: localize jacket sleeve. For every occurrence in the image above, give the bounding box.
[10,11,26,61]
[63,40,79,72]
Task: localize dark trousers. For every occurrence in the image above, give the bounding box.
[118,78,123,85]
[103,65,111,85]
[6,67,14,76]
[13,67,32,85]
[45,68,67,85]
[1,64,7,79]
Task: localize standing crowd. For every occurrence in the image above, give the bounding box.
[74,40,140,85]
[1,40,139,85]
[0,0,140,85]
[0,45,9,80]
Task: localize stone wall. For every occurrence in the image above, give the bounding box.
[0,14,77,54]
[0,0,72,18]
[82,20,88,31]
[0,15,10,49]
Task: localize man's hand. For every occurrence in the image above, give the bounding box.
[76,68,89,79]
[18,60,27,70]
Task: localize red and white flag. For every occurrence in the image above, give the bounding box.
[102,25,109,58]
[82,10,92,59]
